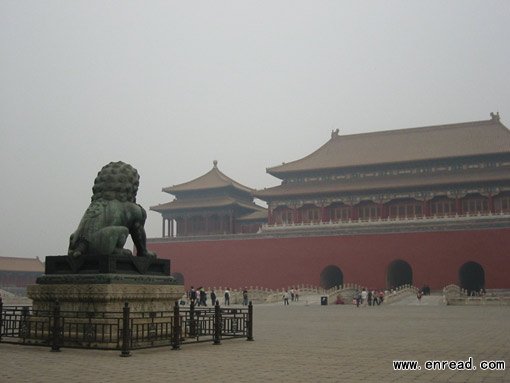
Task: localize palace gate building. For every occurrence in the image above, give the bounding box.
[0,256,44,290]
[148,113,510,292]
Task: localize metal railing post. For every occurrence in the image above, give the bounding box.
[189,301,196,338]
[213,301,221,345]
[51,301,61,352]
[0,296,3,341]
[20,306,29,341]
[171,301,181,350]
[247,301,254,341]
[120,302,131,357]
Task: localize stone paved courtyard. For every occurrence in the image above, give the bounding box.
[1,300,508,383]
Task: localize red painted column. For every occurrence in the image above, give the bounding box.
[488,194,494,213]
[350,205,357,220]
[456,197,462,215]
[378,203,385,219]
[422,200,429,217]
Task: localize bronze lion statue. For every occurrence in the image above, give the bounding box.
[68,161,156,259]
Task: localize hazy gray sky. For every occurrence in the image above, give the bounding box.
[1,1,509,259]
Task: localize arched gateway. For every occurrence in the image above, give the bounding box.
[320,265,344,289]
[387,260,413,289]
[459,262,485,295]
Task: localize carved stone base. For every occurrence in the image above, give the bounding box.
[44,254,170,276]
[27,274,184,312]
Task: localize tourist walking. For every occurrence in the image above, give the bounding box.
[242,288,249,305]
[189,286,197,306]
[372,290,379,306]
[198,287,207,306]
[379,290,385,305]
[354,289,361,307]
[224,288,230,306]
[361,288,368,307]
[283,290,290,305]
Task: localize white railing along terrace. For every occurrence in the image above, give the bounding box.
[263,211,510,231]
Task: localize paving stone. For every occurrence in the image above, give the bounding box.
[0,303,508,382]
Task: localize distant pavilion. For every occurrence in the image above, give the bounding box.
[151,161,266,237]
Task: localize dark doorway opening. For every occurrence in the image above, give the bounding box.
[387,260,413,289]
[320,265,344,289]
[459,262,485,295]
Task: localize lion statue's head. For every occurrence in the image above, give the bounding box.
[91,161,140,203]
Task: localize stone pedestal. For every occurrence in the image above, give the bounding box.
[24,255,185,349]
[28,274,184,312]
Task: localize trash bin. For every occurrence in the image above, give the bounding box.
[321,296,328,305]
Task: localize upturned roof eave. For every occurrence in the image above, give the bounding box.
[162,183,253,195]
[150,198,265,214]
[255,171,510,200]
[162,165,255,195]
[266,151,510,179]
[266,117,510,178]
[237,209,268,221]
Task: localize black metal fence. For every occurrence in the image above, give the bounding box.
[0,297,253,356]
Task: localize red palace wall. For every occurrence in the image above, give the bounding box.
[148,228,510,291]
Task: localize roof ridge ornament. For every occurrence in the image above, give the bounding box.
[490,112,500,121]
[331,128,340,138]
[213,160,218,167]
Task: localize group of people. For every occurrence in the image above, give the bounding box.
[353,288,385,307]
[282,288,300,305]
[186,286,213,306]
[184,286,249,306]
[468,288,486,297]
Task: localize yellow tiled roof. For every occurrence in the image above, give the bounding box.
[267,116,510,177]
[0,256,44,272]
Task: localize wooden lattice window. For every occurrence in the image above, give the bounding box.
[462,196,489,214]
[388,200,422,218]
[494,195,510,212]
[358,203,380,220]
[274,208,293,224]
[331,205,351,222]
[430,198,456,216]
[301,206,320,223]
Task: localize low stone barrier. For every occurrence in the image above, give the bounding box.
[382,285,419,304]
[443,284,510,305]
[199,283,418,305]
